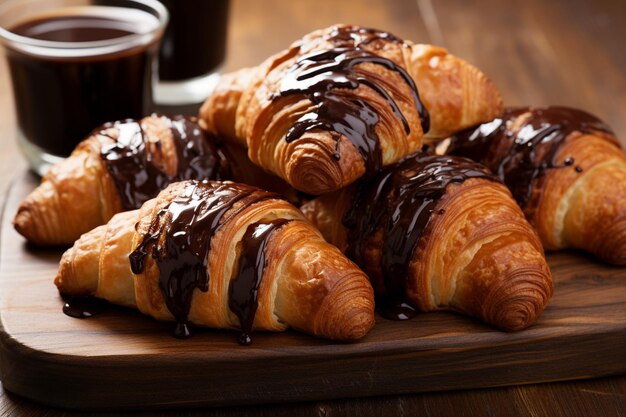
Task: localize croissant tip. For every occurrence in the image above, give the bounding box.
[13,205,28,230]
[592,219,626,266]
[333,304,376,341]
[484,270,553,332]
[286,155,343,195]
[495,302,541,332]
[311,274,375,341]
[13,203,37,243]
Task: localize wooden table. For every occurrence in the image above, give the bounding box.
[0,0,624,415]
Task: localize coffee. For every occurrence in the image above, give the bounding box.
[158,0,229,82]
[3,5,164,160]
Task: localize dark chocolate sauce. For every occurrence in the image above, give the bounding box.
[447,106,614,207]
[99,115,231,210]
[378,301,418,321]
[167,115,232,181]
[229,218,291,345]
[129,181,284,339]
[275,25,429,174]
[62,295,108,319]
[8,11,160,156]
[343,153,497,319]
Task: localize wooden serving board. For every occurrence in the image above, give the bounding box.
[0,172,625,411]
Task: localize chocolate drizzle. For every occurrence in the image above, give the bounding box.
[129,181,284,340]
[62,295,108,319]
[99,115,231,210]
[167,115,232,185]
[343,153,497,319]
[447,106,614,208]
[276,25,429,174]
[229,218,292,345]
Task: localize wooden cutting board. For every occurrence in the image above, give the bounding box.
[0,172,624,411]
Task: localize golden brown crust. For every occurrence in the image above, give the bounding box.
[199,68,255,146]
[241,32,423,194]
[13,115,209,246]
[13,136,123,246]
[199,25,503,194]
[407,44,503,140]
[299,188,352,252]
[446,107,626,266]
[410,180,551,331]
[301,178,552,331]
[55,181,375,341]
[532,132,626,264]
[13,112,306,247]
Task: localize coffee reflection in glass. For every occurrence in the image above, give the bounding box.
[154,0,230,107]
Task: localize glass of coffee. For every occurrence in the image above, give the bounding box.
[154,0,229,108]
[0,0,168,175]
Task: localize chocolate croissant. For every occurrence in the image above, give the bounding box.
[200,24,502,195]
[444,106,626,265]
[13,114,232,246]
[301,153,553,331]
[55,180,375,343]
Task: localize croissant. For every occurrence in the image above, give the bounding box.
[443,106,626,265]
[13,114,232,246]
[55,180,375,343]
[300,153,553,331]
[199,24,502,195]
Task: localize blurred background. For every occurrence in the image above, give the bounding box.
[221,0,625,139]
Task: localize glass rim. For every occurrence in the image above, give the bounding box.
[0,0,169,57]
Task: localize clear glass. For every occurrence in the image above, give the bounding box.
[0,0,168,175]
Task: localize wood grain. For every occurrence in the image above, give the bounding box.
[0,173,625,410]
[0,376,623,417]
